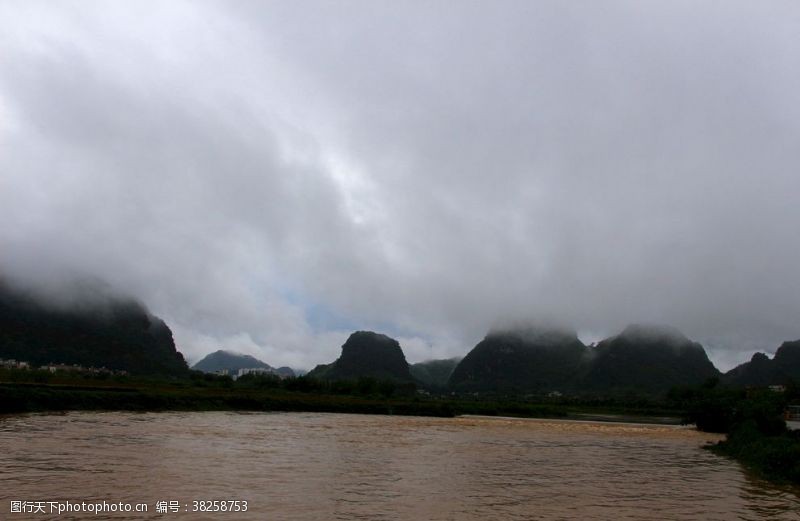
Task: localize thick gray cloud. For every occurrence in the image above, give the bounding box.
[1,1,799,370]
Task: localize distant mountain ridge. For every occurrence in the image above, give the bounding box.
[192,350,296,378]
[723,340,800,387]
[5,270,797,394]
[303,325,797,395]
[193,350,268,372]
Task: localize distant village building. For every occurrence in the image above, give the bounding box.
[0,358,30,369]
[237,367,274,378]
[41,363,126,376]
[45,363,85,373]
[2,357,128,375]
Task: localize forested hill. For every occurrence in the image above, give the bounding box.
[307,331,414,382]
[0,279,188,376]
[580,325,720,394]
[448,327,587,392]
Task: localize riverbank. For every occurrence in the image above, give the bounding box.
[0,381,457,417]
[0,379,686,424]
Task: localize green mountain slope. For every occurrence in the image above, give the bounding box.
[581,325,720,394]
[0,279,187,376]
[448,327,587,392]
[307,331,414,382]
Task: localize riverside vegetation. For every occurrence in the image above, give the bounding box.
[0,366,603,419]
[676,378,800,484]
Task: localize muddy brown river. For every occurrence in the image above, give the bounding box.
[1,412,798,520]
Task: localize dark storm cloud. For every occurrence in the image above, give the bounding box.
[1,1,799,369]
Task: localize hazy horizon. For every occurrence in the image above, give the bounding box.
[2,1,799,371]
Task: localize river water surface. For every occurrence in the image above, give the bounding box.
[1,412,798,520]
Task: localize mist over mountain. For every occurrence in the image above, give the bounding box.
[307,331,414,382]
[448,324,724,395]
[0,277,187,375]
[581,325,720,394]
[410,358,461,389]
[4,264,799,395]
[448,326,587,393]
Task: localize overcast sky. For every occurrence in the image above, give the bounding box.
[1,1,799,370]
